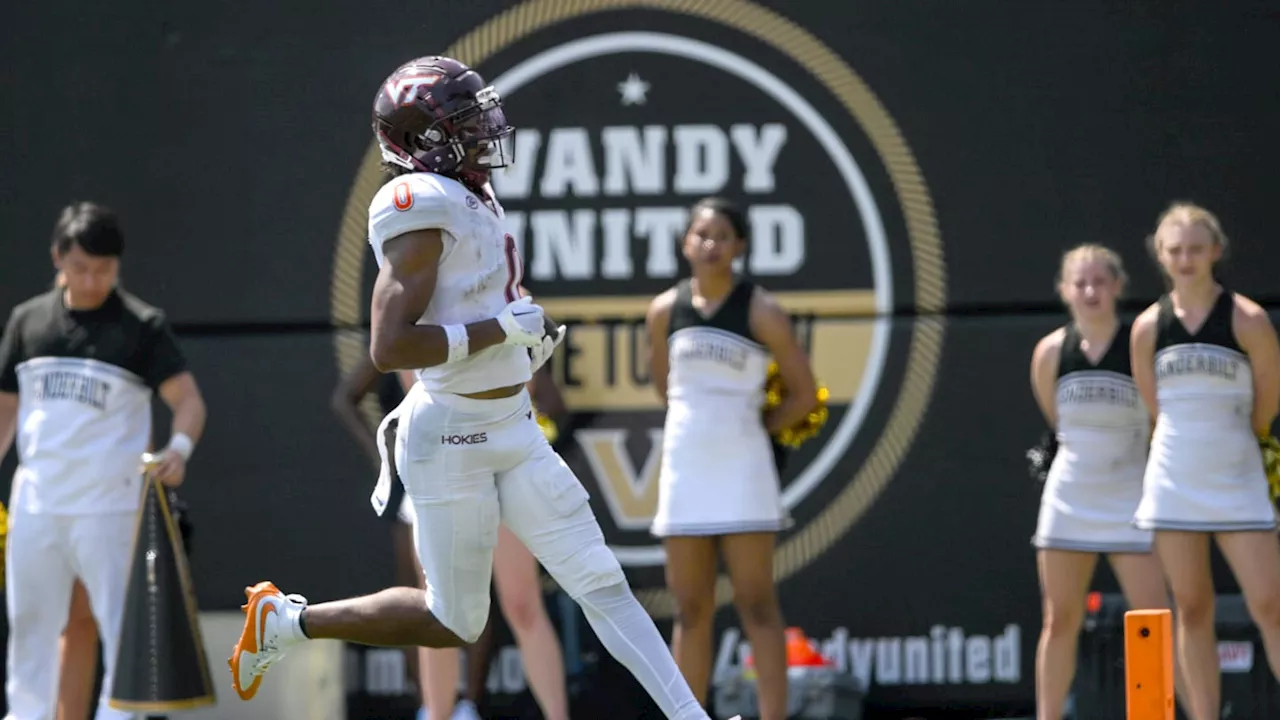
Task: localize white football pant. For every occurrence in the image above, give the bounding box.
[392,386,711,719]
[393,386,625,641]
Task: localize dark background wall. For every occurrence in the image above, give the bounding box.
[3,1,1276,717]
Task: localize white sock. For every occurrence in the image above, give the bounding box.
[576,583,709,720]
[282,600,309,644]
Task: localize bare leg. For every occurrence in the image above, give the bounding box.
[720,533,787,720]
[464,602,496,704]
[1034,549,1097,720]
[1153,531,1218,720]
[303,476,498,649]
[57,581,98,720]
[663,536,719,705]
[392,521,427,698]
[231,467,501,703]
[300,587,466,648]
[1107,552,1194,718]
[1215,531,1280,683]
[423,648,460,720]
[493,525,570,720]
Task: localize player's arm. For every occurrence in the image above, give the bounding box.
[0,309,23,461]
[1130,304,1161,429]
[142,313,206,487]
[749,288,819,434]
[645,288,676,405]
[1234,295,1280,436]
[0,393,15,463]
[330,354,384,466]
[369,229,511,371]
[159,373,207,450]
[397,370,416,393]
[1030,329,1062,428]
[514,285,562,411]
[529,362,567,420]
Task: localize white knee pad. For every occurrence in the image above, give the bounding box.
[426,585,491,644]
[498,446,627,599]
[550,539,627,599]
[410,489,500,645]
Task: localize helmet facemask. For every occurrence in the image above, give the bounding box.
[454,86,515,172]
[376,85,515,189]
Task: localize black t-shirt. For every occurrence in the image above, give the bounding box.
[0,288,187,393]
[0,287,188,514]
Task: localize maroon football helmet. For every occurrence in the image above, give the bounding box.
[372,56,515,190]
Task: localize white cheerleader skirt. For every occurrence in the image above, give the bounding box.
[1032,452,1153,554]
[1134,424,1277,532]
[650,400,792,538]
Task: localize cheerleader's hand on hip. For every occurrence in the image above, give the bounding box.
[496,296,547,348]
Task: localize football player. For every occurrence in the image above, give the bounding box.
[228,56,734,720]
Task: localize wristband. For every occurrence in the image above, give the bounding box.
[443,324,470,363]
[167,432,195,461]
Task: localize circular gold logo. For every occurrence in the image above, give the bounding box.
[331,0,946,618]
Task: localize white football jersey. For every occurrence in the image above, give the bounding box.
[367,172,531,394]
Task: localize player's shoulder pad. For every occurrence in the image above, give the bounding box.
[368,173,466,250]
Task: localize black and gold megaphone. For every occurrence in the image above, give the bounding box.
[107,453,216,713]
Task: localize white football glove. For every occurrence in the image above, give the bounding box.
[529,322,567,372]
[496,296,547,348]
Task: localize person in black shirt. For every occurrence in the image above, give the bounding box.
[0,202,207,720]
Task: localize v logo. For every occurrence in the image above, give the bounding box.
[576,428,664,530]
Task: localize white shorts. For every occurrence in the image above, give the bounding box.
[387,385,625,642]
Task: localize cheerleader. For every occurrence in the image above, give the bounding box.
[1028,244,1177,720]
[1131,203,1280,720]
[646,197,819,720]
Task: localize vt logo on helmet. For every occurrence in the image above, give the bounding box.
[372,56,516,193]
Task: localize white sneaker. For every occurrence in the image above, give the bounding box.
[451,699,482,720]
[228,580,309,700]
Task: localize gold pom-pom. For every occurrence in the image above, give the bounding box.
[530,400,560,444]
[0,501,7,589]
[762,361,830,449]
[536,412,559,445]
[1260,433,1280,501]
